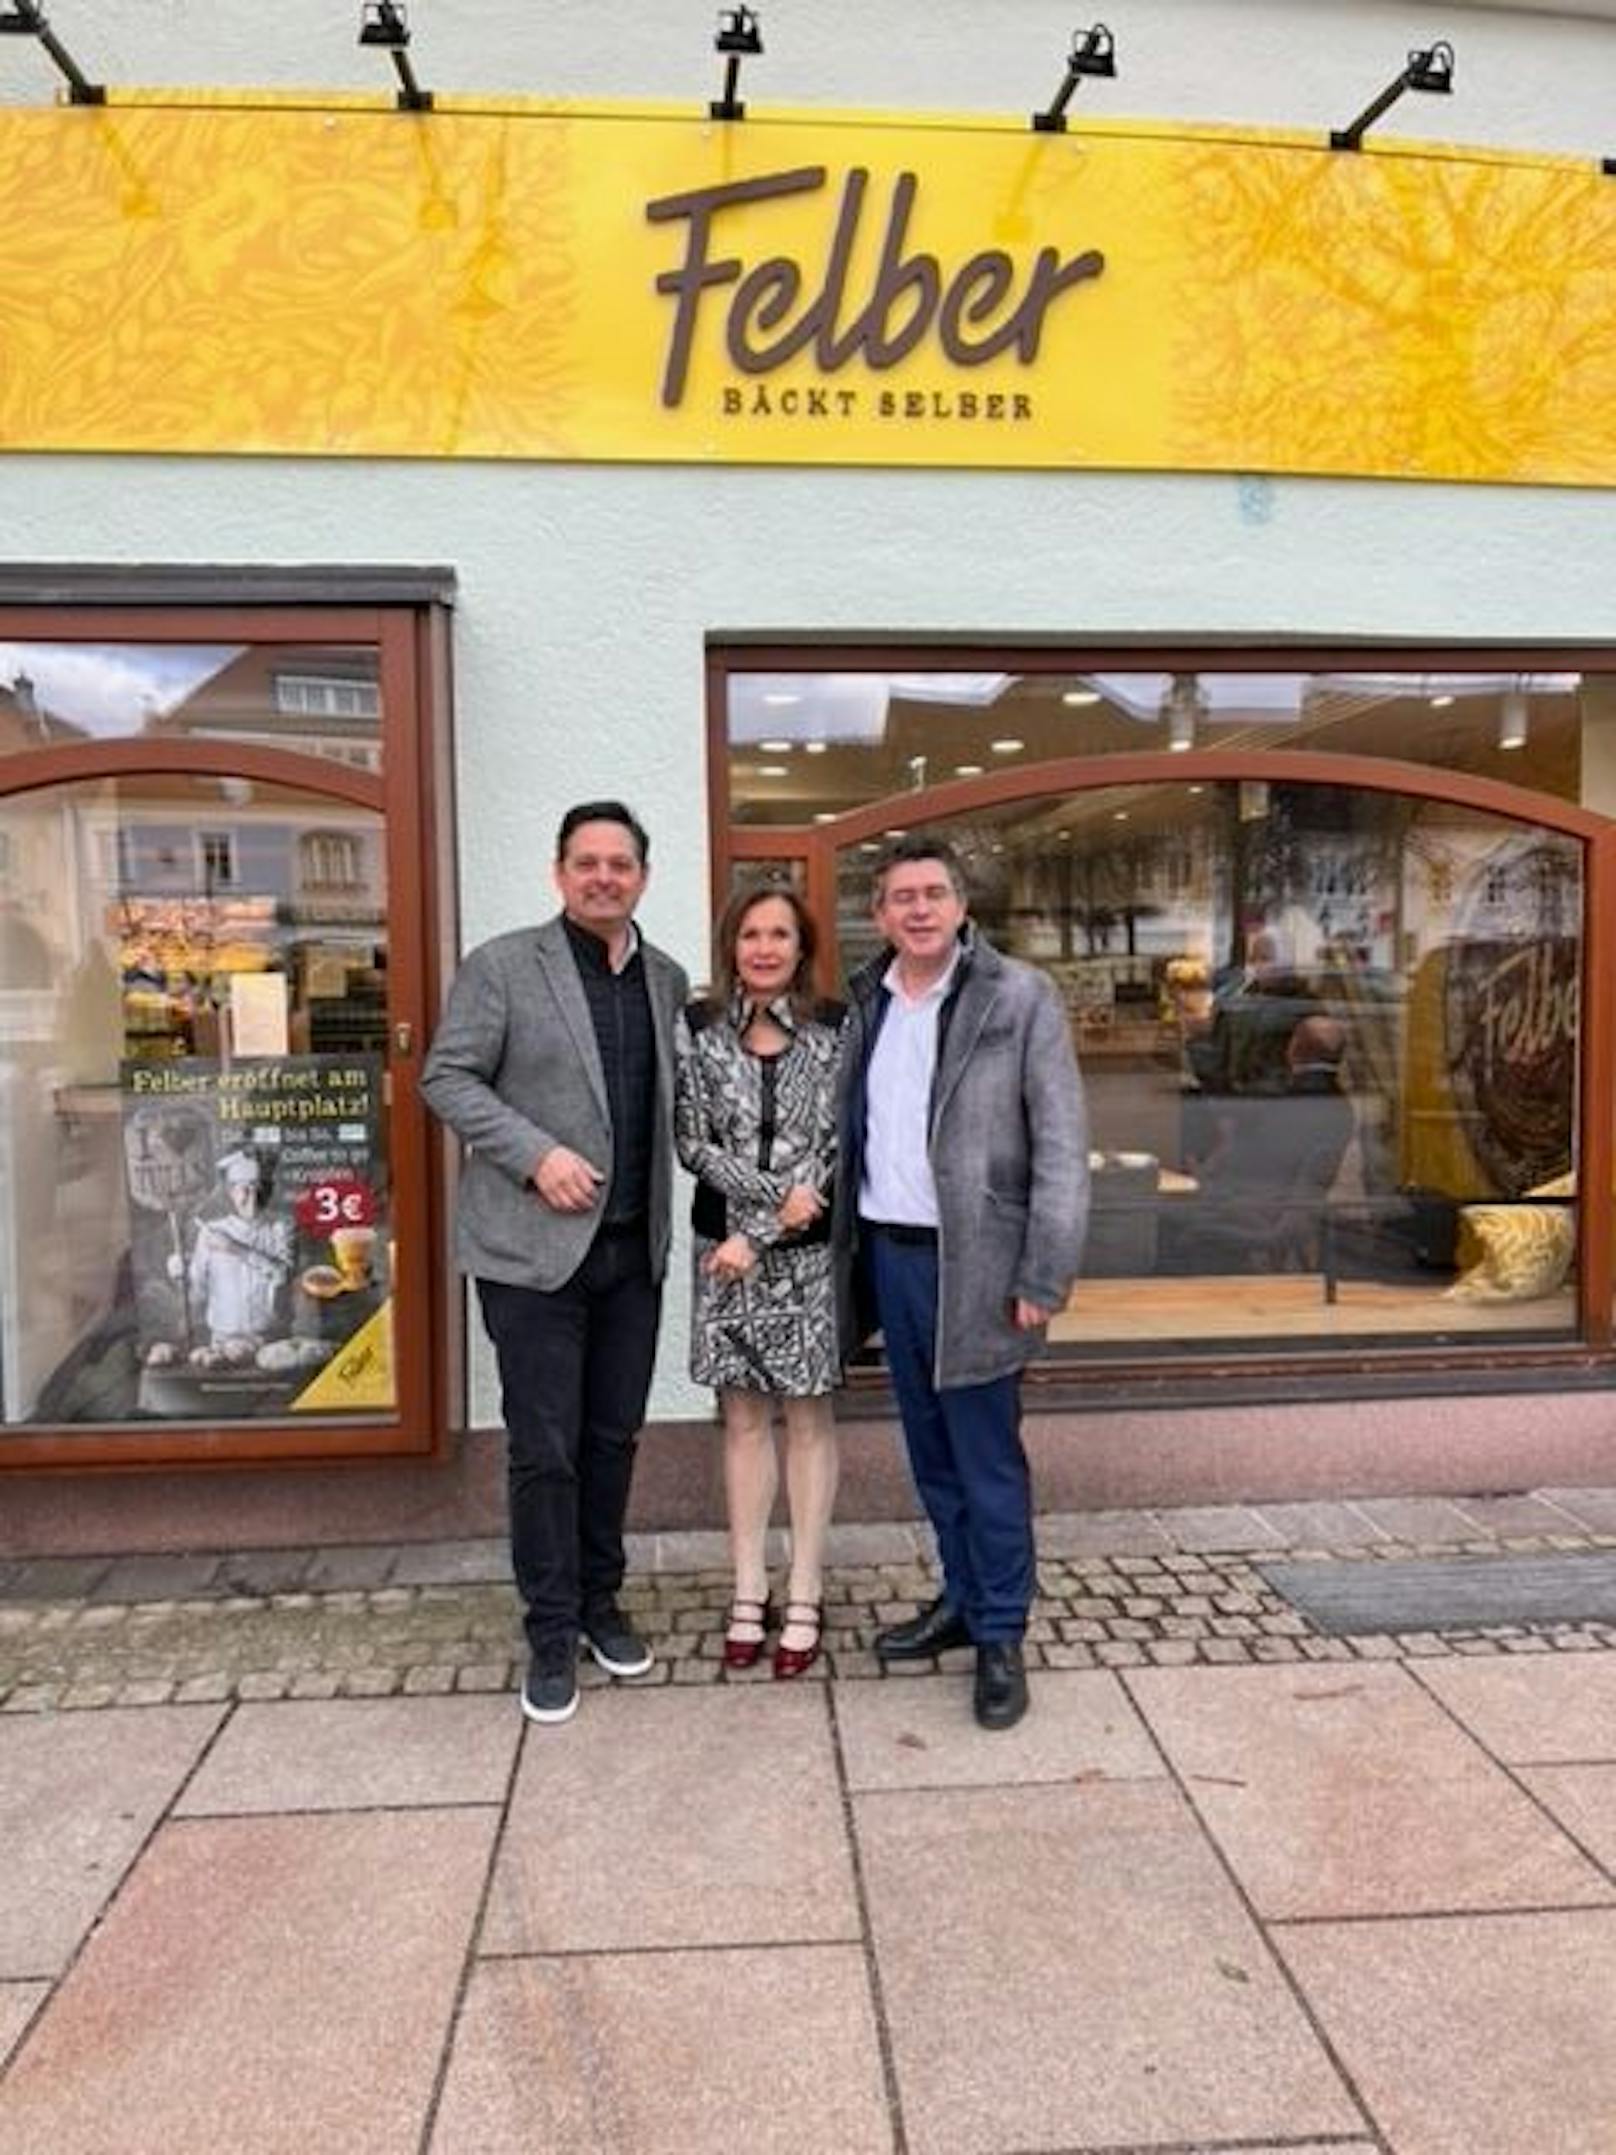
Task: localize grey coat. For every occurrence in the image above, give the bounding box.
[419,915,689,1292]
[837,931,1089,1389]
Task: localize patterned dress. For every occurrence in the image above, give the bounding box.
[674,994,844,1396]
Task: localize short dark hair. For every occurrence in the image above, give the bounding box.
[555,800,649,866]
[871,832,969,905]
[713,878,819,1021]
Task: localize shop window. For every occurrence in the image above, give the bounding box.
[0,642,384,771]
[726,669,1599,827]
[827,782,1582,1356]
[717,649,1615,1374]
[0,589,450,1467]
[0,774,394,1428]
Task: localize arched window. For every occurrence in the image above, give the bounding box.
[712,649,1616,1389]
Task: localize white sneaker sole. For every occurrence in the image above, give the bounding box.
[521,1685,579,1725]
[584,1639,655,1678]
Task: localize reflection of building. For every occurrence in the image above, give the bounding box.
[0,673,87,755]
[148,645,382,773]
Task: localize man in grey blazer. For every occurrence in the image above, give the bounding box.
[421,802,689,1725]
[837,834,1088,1731]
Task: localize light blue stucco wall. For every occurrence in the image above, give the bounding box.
[3,0,1612,156]
[2,0,1614,1418]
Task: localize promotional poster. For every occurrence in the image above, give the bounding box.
[120,1053,393,1417]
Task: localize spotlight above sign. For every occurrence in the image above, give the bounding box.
[1330,43,1453,153]
[0,1,102,104]
[711,7,763,123]
[1031,24,1117,134]
[358,0,432,113]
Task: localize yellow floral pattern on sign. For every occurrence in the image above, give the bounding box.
[0,102,1612,482]
[1171,144,1616,483]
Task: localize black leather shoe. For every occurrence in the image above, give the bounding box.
[875,1595,972,1661]
[974,1643,1029,1731]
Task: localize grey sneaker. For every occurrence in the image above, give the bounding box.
[521,1651,579,1725]
[582,1606,654,1678]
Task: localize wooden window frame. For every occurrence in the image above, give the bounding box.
[0,595,457,1472]
[708,639,1616,1396]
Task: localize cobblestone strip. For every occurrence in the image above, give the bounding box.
[2,1542,1614,1709]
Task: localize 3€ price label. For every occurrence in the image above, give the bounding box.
[294,1176,377,1235]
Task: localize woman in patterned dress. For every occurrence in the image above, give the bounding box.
[675,880,844,1679]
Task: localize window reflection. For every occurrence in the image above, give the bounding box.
[730,669,1593,825]
[0,775,394,1426]
[837,782,1582,1353]
[0,643,383,772]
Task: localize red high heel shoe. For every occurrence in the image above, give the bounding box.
[772,1601,823,1680]
[723,1596,773,1670]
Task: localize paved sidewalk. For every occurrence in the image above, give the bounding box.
[3,1489,1616,2152]
[3,1485,1614,1713]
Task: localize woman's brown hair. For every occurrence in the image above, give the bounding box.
[711,877,820,1021]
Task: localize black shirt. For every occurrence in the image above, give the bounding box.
[562,916,656,1225]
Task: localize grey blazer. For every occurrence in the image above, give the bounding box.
[419,915,689,1292]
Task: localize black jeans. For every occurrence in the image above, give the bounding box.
[477,1227,661,1660]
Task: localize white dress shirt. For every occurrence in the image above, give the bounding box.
[859,950,960,1226]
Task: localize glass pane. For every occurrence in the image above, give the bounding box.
[730,668,1592,824]
[0,775,394,1429]
[0,642,383,773]
[836,781,1582,1354]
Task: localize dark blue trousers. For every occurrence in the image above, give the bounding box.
[866,1231,1034,1643]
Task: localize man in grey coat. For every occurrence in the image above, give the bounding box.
[837,835,1088,1730]
[420,802,688,1726]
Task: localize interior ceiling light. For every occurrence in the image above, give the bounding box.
[756,764,788,777]
[991,738,1025,754]
[762,690,800,706]
[0,1,103,104]
[1330,42,1453,152]
[1062,688,1101,706]
[1031,23,1117,133]
[758,738,794,753]
[711,5,762,122]
[358,1,432,111]
[804,741,828,755]
[954,763,984,776]
[1498,680,1530,751]
[1429,692,1455,708]
[813,811,837,823]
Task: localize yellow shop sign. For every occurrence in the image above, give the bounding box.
[0,96,1612,484]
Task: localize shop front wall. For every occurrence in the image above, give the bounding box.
[2,0,1616,1475]
[7,472,1616,1450]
